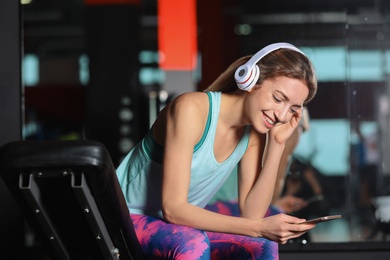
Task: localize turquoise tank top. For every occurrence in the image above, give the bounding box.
[116,91,251,218]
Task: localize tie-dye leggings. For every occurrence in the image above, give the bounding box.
[130,201,280,259]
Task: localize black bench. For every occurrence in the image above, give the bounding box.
[0,140,145,260]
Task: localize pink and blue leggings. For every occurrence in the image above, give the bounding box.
[130,201,280,259]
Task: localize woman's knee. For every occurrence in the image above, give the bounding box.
[131,214,211,259]
[169,227,211,259]
[208,232,279,260]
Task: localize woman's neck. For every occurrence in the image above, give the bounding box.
[219,93,248,129]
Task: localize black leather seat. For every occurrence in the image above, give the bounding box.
[0,140,145,260]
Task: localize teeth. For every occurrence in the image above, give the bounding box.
[265,115,275,125]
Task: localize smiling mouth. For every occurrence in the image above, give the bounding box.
[264,114,276,126]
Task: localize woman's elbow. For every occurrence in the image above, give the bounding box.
[162,203,180,224]
[162,208,174,223]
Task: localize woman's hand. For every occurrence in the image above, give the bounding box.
[269,111,302,145]
[256,214,315,244]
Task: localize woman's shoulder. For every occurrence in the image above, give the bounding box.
[174,91,209,103]
[153,92,209,144]
[168,92,209,115]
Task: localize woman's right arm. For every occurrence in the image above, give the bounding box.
[159,93,243,231]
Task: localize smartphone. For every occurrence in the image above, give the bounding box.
[299,214,342,224]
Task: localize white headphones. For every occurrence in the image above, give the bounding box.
[234,42,305,91]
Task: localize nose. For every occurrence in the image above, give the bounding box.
[274,105,290,123]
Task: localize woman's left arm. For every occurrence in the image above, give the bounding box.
[238,112,302,218]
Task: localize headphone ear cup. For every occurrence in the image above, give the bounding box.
[234,42,305,92]
[235,64,260,91]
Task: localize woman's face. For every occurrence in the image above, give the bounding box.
[245,76,309,133]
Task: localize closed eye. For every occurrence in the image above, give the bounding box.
[274,95,298,113]
[290,106,302,114]
[273,95,282,103]
[273,90,303,114]
[290,107,298,114]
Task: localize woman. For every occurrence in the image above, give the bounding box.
[117,42,318,259]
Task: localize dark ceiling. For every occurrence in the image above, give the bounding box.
[22,0,390,58]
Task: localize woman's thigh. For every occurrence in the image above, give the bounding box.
[207,231,279,260]
[131,214,211,260]
[205,201,280,259]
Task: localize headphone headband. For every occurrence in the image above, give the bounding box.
[235,42,305,91]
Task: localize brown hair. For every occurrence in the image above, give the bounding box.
[205,48,317,104]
